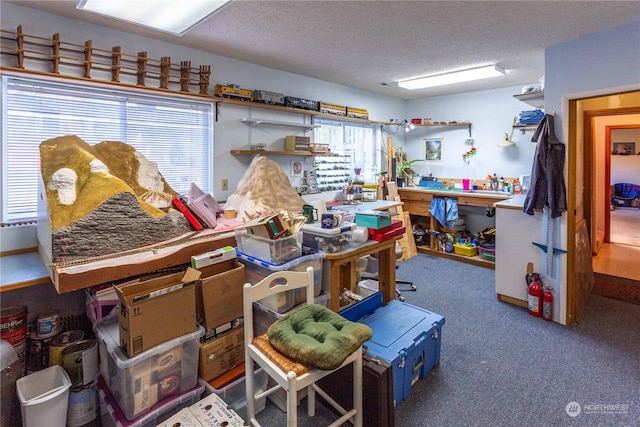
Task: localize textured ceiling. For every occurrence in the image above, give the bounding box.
[6,1,640,100]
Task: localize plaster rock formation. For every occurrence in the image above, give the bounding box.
[224,156,306,222]
[40,135,192,262]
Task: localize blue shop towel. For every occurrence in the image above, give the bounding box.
[429,197,458,228]
[516,109,544,125]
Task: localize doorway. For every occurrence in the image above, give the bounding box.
[607,126,640,247]
[578,97,640,307]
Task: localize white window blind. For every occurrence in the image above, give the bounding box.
[1,76,214,224]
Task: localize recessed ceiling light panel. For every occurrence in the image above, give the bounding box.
[77,0,231,36]
[398,65,505,90]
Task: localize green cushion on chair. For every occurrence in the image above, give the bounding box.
[267,304,373,371]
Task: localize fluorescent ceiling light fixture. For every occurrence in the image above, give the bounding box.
[398,65,505,90]
[77,0,231,36]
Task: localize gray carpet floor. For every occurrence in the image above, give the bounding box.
[252,253,640,426]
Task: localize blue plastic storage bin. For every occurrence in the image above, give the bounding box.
[340,292,445,405]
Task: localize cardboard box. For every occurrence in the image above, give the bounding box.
[115,269,199,357]
[191,246,236,269]
[189,392,245,427]
[355,210,395,229]
[198,327,245,381]
[156,389,244,427]
[196,259,246,331]
[241,214,289,239]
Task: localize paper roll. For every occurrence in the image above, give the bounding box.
[308,200,327,216]
[353,226,369,242]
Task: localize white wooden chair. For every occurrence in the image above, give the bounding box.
[243,266,363,427]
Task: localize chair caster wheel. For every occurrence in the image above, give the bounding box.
[398,295,405,302]
[410,285,417,291]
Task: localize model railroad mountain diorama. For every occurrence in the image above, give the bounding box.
[223,155,306,222]
[39,135,193,263]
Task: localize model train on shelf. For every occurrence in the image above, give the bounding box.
[214,83,369,119]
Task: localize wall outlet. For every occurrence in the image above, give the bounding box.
[221,179,229,191]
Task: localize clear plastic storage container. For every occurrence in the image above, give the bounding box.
[94,318,204,420]
[301,222,355,253]
[252,293,330,336]
[237,250,325,313]
[97,375,204,427]
[202,367,268,421]
[235,230,301,265]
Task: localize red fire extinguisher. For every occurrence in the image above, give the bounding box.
[527,273,543,317]
[542,286,554,321]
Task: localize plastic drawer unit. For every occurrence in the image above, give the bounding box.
[340,292,445,405]
[237,250,325,313]
[94,318,204,420]
[97,375,204,427]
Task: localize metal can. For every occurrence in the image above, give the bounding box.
[62,339,98,388]
[67,382,98,427]
[26,330,59,373]
[36,310,59,337]
[49,330,85,366]
[0,306,28,374]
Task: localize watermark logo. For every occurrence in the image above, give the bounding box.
[566,401,581,418]
[583,403,630,415]
[565,401,631,417]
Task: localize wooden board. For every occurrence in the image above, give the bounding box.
[384,182,416,261]
[40,230,236,293]
[573,220,595,322]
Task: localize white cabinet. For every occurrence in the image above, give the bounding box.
[494,195,543,306]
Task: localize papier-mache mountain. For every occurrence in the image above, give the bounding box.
[223,155,306,222]
[40,135,192,262]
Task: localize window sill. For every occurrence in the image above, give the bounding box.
[0,251,51,293]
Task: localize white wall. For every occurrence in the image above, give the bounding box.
[403,86,539,182]
[0,3,404,197]
[0,3,403,251]
[611,128,640,184]
[542,19,640,324]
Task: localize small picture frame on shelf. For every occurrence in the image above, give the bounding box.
[425,138,443,161]
[612,142,636,155]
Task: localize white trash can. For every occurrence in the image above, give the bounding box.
[16,365,71,427]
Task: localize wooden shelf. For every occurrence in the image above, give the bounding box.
[240,118,319,129]
[513,91,544,108]
[513,124,538,132]
[230,149,319,156]
[416,245,496,269]
[419,122,472,127]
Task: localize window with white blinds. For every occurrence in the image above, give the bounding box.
[313,118,381,189]
[1,76,214,224]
